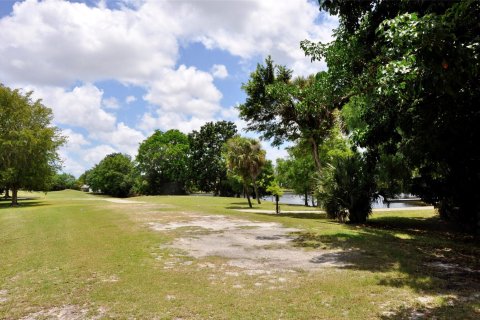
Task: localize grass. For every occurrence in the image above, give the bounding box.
[0,190,479,319]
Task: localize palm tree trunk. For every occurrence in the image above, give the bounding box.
[244,183,252,208]
[253,181,261,204]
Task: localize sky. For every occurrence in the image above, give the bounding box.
[0,0,337,177]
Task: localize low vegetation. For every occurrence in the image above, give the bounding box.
[1,190,478,319]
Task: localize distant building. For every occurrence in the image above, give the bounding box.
[81,185,91,192]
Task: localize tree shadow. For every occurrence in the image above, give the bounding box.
[290,217,480,305]
[378,297,480,319]
[0,200,48,210]
[255,211,327,220]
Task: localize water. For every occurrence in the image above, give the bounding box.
[264,192,426,208]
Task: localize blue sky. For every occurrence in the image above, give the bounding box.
[0,0,336,176]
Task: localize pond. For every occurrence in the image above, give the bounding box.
[263,192,427,209]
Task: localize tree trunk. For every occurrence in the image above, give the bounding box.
[304,189,309,207]
[253,181,261,204]
[309,137,322,172]
[311,194,315,207]
[275,195,280,214]
[11,188,18,206]
[4,188,10,199]
[244,183,252,208]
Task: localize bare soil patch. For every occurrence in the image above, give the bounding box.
[149,214,353,272]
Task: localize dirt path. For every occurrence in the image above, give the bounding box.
[149,214,354,273]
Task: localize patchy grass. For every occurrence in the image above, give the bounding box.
[0,190,479,319]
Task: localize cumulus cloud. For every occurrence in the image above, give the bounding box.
[103,97,120,109]
[0,0,178,87]
[125,95,137,104]
[143,65,222,118]
[30,84,117,132]
[92,122,145,156]
[211,64,228,79]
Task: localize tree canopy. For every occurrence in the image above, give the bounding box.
[0,84,65,205]
[302,0,480,232]
[136,129,190,195]
[224,136,266,208]
[238,57,335,171]
[188,121,237,195]
[87,153,135,198]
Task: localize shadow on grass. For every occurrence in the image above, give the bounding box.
[287,215,480,317]
[0,200,47,210]
[253,211,327,220]
[379,297,480,319]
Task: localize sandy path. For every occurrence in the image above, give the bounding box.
[149,215,353,272]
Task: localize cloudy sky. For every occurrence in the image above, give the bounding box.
[0,0,337,176]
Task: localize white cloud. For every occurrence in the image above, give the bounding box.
[125,95,137,104]
[211,64,228,79]
[83,144,118,165]
[92,122,145,156]
[0,0,179,87]
[62,129,90,152]
[103,97,120,109]
[30,84,116,132]
[143,65,222,118]
[138,111,211,134]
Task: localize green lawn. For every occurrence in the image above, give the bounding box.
[0,190,479,319]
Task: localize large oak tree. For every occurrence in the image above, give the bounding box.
[0,85,65,205]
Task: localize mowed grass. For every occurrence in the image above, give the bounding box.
[0,190,479,319]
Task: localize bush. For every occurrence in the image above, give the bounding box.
[317,153,375,223]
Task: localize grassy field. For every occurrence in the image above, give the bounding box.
[0,190,479,319]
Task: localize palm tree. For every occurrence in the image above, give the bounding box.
[224,136,266,208]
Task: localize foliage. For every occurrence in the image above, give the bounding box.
[255,159,275,198]
[276,148,316,206]
[238,57,335,171]
[224,136,266,208]
[266,179,284,214]
[87,153,135,198]
[0,84,65,205]
[50,173,78,191]
[305,0,480,232]
[317,152,375,223]
[136,129,190,195]
[188,121,237,195]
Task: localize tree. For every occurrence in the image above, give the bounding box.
[87,153,135,198]
[136,129,190,195]
[50,173,77,191]
[0,85,65,205]
[266,179,284,214]
[224,136,266,208]
[304,0,480,232]
[188,121,237,195]
[276,148,316,207]
[238,57,335,172]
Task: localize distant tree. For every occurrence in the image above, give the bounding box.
[224,136,266,208]
[0,85,65,205]
[50,173,77,191]
[255,159,275,199]
[276,148,316,207]
[136,129,190,195]
[188,121,237,195]
[266,179,284,214]
[87,153,135,198]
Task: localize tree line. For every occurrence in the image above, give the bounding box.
[78,121,275,208]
